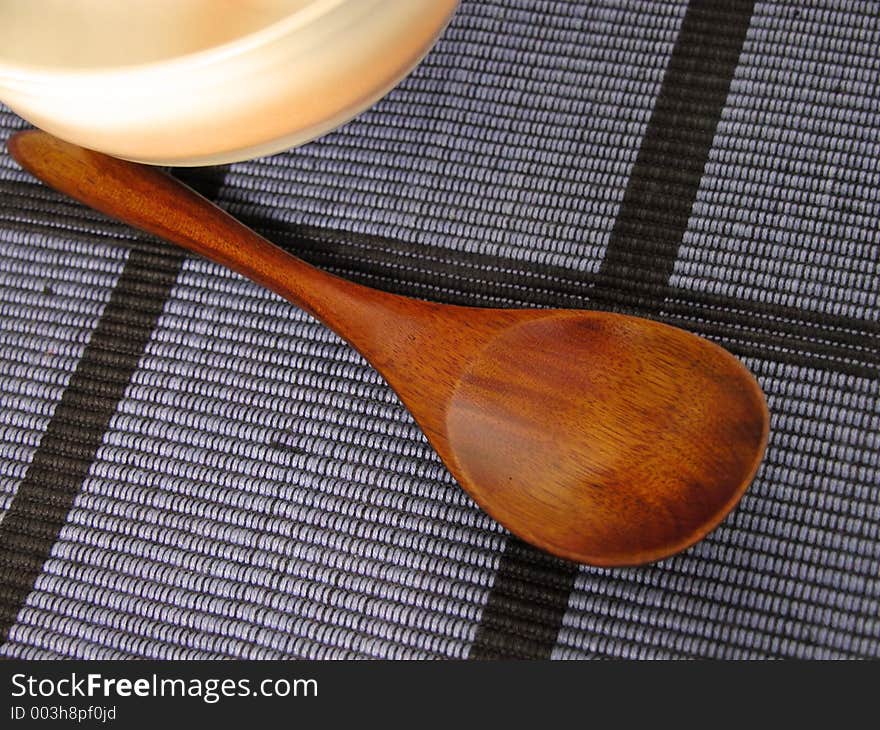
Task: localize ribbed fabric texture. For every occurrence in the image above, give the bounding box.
[0,0,877,659]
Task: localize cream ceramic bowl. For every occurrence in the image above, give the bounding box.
[0,0,459,165]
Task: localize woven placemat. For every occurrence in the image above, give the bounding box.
[0,0,877,659]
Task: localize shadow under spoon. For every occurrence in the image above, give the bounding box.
[7,130,769,567]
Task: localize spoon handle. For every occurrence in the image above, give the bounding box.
[8,130,388,329]
[8,128,483,409]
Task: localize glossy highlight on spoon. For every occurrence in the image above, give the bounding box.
[7,130,770,566]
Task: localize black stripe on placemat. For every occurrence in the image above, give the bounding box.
[468,539,580,660]
[245,222,880,379]
[0,243,184,641]
[594,0,756,304]
[0,167,227,643]
[468,0,758,659]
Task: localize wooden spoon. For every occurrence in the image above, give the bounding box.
[7,130,769,566]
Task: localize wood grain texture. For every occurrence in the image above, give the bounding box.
[7,130,769,566]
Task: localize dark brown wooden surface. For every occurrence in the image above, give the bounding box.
[7,130,769,566]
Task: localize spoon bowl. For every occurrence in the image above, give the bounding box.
[7,130,769,566]
[437,310,766,564]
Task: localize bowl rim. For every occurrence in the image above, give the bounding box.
[0,0,352,80]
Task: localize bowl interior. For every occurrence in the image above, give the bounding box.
[0,0,316,70]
